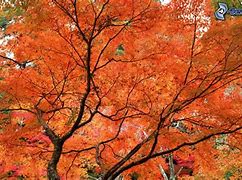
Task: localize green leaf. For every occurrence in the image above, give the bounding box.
[17,175,26,180]
[115,44,125,55]
[0,92,5,99]
[224,170,233,180]
[1,109,10,114]
[66,107,78,125]
[87,169,100,179]
[0,17,8,29]
[19,137,29,142]
[129,172,140,180]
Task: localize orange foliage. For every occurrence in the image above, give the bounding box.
[0,0,241,179]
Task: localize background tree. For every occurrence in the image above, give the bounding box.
[0,0,241,179]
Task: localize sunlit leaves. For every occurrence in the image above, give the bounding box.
[0,0,241,179]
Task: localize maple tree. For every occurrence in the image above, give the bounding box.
[0,0,241,179]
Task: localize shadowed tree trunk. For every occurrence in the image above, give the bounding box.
[47,141,63,180]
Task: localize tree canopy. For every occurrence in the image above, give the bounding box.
[0,0,241,179]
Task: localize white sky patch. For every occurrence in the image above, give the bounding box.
[159,0,171,6]
[0,34,15,46]
[15,61,35,69]
[224,85,235,97]
[65,22,76,31]
[179,0,211,38]
[0,0,15,10]
[0,34,15,64]
[6,51,14,59]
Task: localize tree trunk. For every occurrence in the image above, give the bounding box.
[47,142,63,180]
[159,164,169,180]
[168,154,175,180]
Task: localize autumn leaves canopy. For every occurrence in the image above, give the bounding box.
[0,0,241,179]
